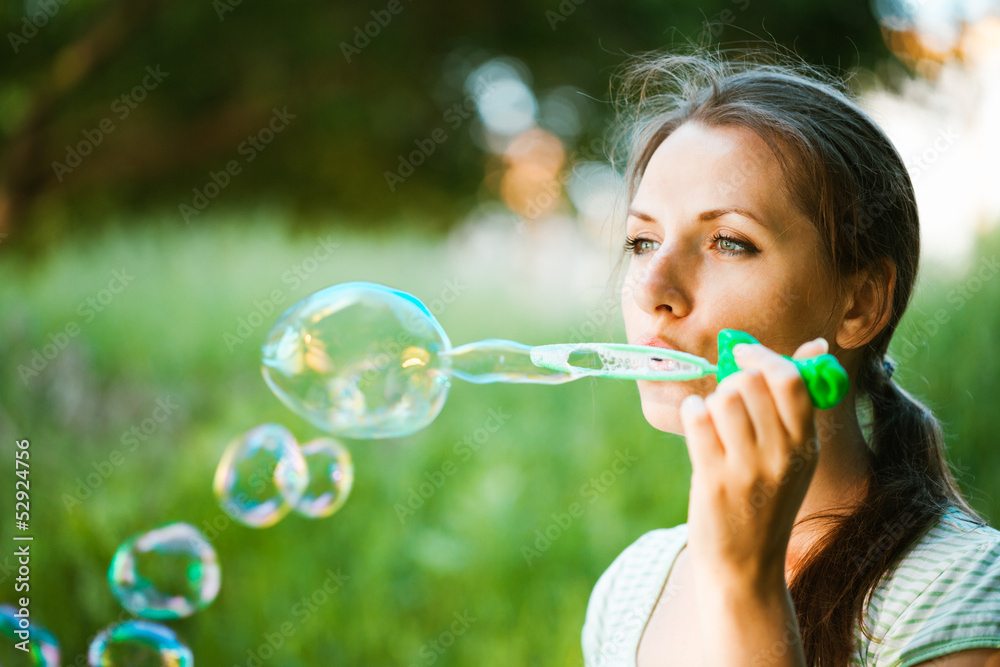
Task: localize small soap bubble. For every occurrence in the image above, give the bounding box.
[0,605,59,666]
[213,423,308,527]
[108,522,220,620]
[87,620,193,667]
[261,281,453,439]
[294,438,355,518]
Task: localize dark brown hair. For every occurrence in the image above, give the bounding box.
[607,47,986,665]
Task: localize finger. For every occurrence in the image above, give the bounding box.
[732,344,813,442]
[720,368,784,457]
[680,394,724,472]
[704,384,757,471]
[792,336,828,360]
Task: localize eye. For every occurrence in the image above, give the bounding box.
[709,232,758,257]
[623,235,659,256]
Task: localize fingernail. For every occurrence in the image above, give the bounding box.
[812,337,829,353]
[732,343,752,360]
[681,394,702,412]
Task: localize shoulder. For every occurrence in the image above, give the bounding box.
[582,524,688,666]
[863,505,1000,666]
[596,524,689,590]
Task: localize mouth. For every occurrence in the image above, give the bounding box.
[634,336,683,371]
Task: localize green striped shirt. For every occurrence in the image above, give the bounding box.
[582,505,1000,666]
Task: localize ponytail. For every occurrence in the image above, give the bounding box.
[788,356,987,666]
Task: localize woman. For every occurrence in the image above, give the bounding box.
[582,49,1000,666]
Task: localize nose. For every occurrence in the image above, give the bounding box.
[624,241,692,319]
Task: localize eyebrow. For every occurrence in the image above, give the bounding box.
[627,206,765,227]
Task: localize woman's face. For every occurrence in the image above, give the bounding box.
[621,121,844,434]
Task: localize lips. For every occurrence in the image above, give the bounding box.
[633,336,684,371]
[634,335,679,352]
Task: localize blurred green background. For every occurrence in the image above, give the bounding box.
[3,0,1000,664]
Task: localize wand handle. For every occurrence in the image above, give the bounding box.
[716,329,849,410]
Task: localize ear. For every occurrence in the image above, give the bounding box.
[835,257,897,350]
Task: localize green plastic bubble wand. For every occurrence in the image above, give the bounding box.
[529,329,849,410]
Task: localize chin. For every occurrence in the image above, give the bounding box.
[636,377,716,435]
[640,405,685,434]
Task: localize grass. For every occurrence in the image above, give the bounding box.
[0,215,997,665]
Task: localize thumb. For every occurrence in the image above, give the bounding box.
[792,336,829,360]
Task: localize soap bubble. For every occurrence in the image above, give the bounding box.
[213,423,308,527]
[261,281,453,438]
[294,438,355,518]
[88,620,193,666]
[0,605,59,666]
[108,522,220,620]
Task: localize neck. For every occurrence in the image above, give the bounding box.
[785,393,872,582]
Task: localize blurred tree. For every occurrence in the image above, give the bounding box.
[0,0,891,245]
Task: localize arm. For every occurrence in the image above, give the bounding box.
[680,339,825,666]
[694,567,805,666]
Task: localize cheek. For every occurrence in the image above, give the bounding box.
[714,283,831,354]
[759,277,833,331]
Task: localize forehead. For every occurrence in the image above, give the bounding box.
[633,121,800,233]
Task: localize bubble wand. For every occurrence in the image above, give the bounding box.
[529,331,848,409]
[261,282,848,439]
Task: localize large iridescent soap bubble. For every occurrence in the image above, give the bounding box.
[108,522,220,620]
[213,423,308,527]
[88,620,193,667]
[261,281,574,438]
[262,282,452,438]
[261,282,851,439]
[0,605,59,666]
[294,437,354,518]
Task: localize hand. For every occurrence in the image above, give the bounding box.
[679,337,829,589]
